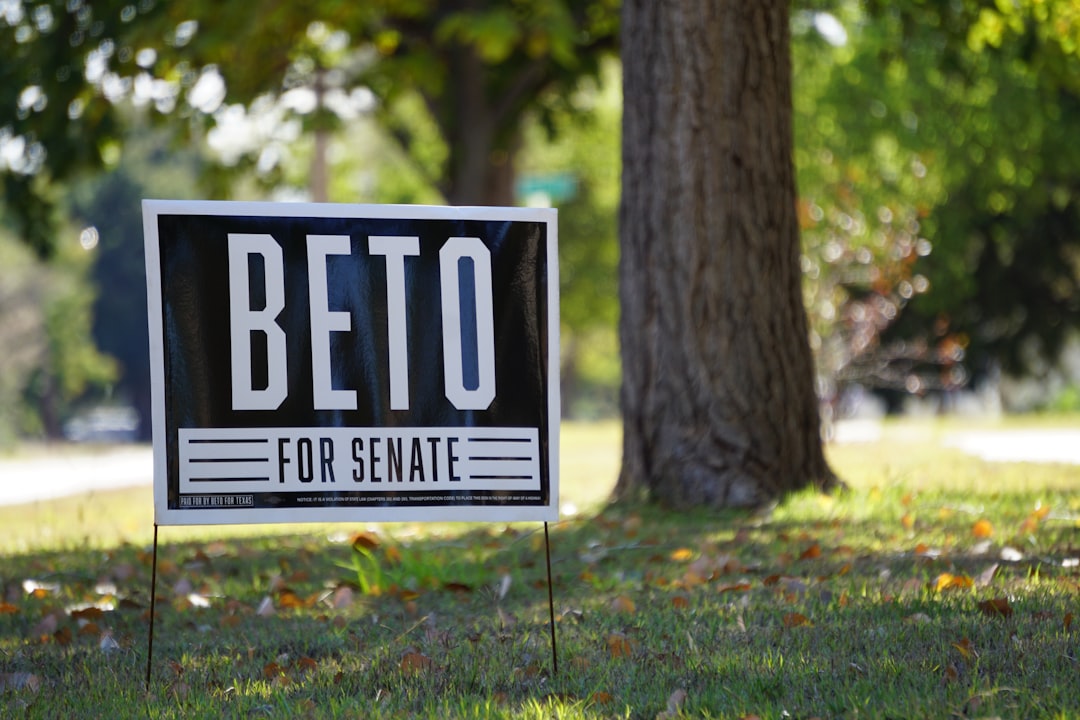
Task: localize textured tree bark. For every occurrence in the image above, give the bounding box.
[616,0,837,508]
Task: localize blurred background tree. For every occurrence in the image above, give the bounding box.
[2,0,1080,445]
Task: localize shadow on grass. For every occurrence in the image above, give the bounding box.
[1,494,1079,718]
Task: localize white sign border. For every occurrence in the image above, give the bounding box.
[144,199,560,526]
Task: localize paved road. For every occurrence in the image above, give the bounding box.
[0,446,153,507]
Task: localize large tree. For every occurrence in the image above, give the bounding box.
[616,0,837,508]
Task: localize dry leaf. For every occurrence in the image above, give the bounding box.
[263,661,285,678]
[670,548,694,562]
[933,573,973,592]
[782,612,812,628]
[671,595,690,609]
[295,656,318,673]
[53,627,73,645]
[666,688,688,713]
[901,514,915,530]
[0,602,19,615]
[972,519,994,539]
[399,650,434,673]
[717,582,752,594]
[589,691,614,705]
[799,544,822,561]
[977,597,1013,618]
[606,632,635,658]
[277,591,305,610]
[351,531,380,551]
[974,563,999,589]
[611,595,636,614]
[256,596,275,617]
[952,637,976,659]
[0,673,41,694]
[1064,612,1074,631]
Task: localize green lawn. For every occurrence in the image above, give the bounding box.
[1,419,1079,718]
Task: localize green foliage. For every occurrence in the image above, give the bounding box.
[802,1,1080,390]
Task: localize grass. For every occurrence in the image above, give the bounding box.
[0,419,1078,718]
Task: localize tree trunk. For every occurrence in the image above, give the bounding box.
[616,0,837,509]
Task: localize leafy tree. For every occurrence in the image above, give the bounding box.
[797,1,1080,404]
[617,0,837,509]
[0,0,619,256]
[519,59,621,417]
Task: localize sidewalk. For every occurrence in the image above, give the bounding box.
[0,445,153,507]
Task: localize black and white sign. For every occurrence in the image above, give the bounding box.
[143,200,559,524]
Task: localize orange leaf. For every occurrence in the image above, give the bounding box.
[670,548,694,562]
[1065,612,1074,631]
[52,627,73,645]
[277,591,305,609]
[295,656,318,673]
[972,519,994,539]
[399,651,433,673]
[589,691,614,705]
[671,595,690,609]
[799,544,822,561]
[263,662,285,678]
[611,595,636,614]
[1032,504,1051,520]
[350,531,380,551]
[77,622,101,637]
[0,602,18,615]
[606,632,635,658]
[718,582,752,594]
[782,612,812,628]
[901,492,914,507]
[901,514,915,530]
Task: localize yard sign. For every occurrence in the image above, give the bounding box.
[143,200,559,525]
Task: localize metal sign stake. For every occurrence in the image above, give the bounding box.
[145,524,160,690]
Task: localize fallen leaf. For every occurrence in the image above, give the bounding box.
[901,514,915,530]
[799,544,822,560]
[972,519,994,539]
[671,595,690,609]
[666,688,688,714]
[1065,612,1074,631]
[952,637,976,659]
[53,626,73,645]
[589,691,614,705]
[399,650,434,673]
[717,582,752,594]
[611,595,636,614]
[0,673,41,694]
[933,573,973,592]
[350,531,380,551]
[277,591,305,610]
[78,622,102,637]
[977,597,1013,618]
[606,632,635,658]
[263,661,285,678]
[670,548,694,562]
[295,656,318,673]
[256,596,275,617]
[0,602,18,615]
[782,612,812,628]
[906,612,932,624]
[975,563,999,588]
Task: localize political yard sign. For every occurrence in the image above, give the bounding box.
[143,200,559,525]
